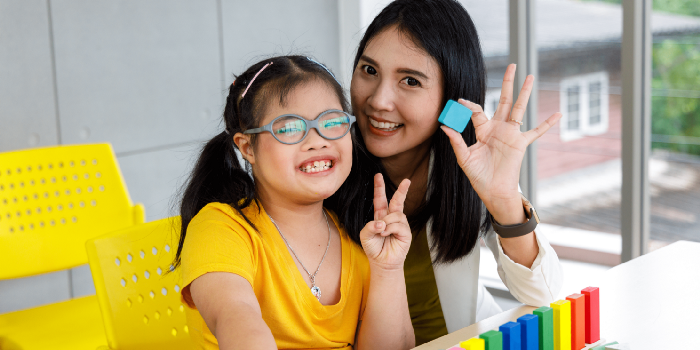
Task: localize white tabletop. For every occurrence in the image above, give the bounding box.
[414,240,700,350]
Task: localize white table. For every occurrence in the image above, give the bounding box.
[414,240,700,350]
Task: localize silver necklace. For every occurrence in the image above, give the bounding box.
[268,210,331,301]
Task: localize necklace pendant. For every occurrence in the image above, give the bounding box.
[311,286,321,300]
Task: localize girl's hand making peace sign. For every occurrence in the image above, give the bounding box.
[360,173,412,271]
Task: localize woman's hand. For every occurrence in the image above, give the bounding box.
[360,173,412,271]
[441,64,561,225]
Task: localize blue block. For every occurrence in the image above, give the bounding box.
[517,314,539,350]
[500,321,522,350]
[438,99,473,133]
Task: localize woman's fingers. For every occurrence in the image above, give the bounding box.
[523,112,562,145]
[441,125,471,171]
[494,64,517,122]
[388,179,411,214]
[510,75,534,125]
[458,99,488,127]
[373,173,388,221]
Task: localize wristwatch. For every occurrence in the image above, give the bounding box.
[489,193,540,238]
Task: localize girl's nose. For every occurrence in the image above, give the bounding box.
[301,128,330,150]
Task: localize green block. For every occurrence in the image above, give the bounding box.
[533,306,554,350]
[479,330,503,350]
[591,341,618,350]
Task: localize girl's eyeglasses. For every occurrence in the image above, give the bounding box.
[243,109,356,145]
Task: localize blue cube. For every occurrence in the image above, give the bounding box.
[517,314,539,350]
[438,99,473,133]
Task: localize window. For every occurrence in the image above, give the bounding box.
[559,72,610,141]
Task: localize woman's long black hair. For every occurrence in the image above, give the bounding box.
[326,0,491,264]
[173,55,348,269]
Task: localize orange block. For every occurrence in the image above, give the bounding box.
[566,294,586,350]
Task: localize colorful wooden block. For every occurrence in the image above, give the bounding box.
[517,314,539,350]
[448,347,466,350]
[566,293,585,350]
[479,330,503,350]
[438,99,473,133]
[499,321,521,350]
[459,338,485,350]
[550,300,571,350]
[533,306,554,350]
[581,287,600,344]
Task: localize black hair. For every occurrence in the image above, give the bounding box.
[326,0,491,264]
[174,55,348,269]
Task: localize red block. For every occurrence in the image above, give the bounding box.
[567,293,586,350]
[581,287,600,344]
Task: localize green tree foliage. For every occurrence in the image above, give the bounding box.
[581,0,700,154]
[651,35,700,154]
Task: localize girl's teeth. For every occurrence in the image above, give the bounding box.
[301,161,333,173]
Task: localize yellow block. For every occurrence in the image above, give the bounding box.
[459,337,485,350]
[551,300,571,350]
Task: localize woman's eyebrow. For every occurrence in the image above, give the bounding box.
[360,54,430,81]
[396,68,429,81]
[359,55,379,67]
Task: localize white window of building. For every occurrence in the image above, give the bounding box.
[559,72,609,141]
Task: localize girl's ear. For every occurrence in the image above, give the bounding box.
[233,133,255,164]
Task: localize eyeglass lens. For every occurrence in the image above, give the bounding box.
[272,111,351,143]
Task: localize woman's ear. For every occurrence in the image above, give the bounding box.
[233,133,255,164]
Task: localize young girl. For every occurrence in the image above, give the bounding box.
[174,56,415,349]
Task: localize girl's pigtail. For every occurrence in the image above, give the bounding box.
[174,84,255,269]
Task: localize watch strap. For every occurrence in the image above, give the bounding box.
[490,194,540,238]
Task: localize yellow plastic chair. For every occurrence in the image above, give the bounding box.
[0,143,145,349]
[86,217,194,350]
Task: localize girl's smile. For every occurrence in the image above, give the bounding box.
[298,156,336,174]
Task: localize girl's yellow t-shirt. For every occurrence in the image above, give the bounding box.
[180,201,370,350]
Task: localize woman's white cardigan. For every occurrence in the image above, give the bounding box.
[424,155,564,333]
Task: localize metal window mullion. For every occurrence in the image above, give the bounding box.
[621,0,651,262]
[509,0,538,203]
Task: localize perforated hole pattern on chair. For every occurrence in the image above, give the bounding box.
[0,144,142,279]
[87,217,194,349]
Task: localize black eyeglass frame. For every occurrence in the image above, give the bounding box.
[243,109,356,145]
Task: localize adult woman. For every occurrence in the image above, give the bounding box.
[327,0,564,345]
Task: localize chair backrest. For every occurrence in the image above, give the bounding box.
[0,143,144,279]
[86,217,193,350]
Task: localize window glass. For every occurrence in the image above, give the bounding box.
[650,0,700,251]
[536,0,623,266]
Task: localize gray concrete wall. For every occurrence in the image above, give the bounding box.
[0,0,345,313]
